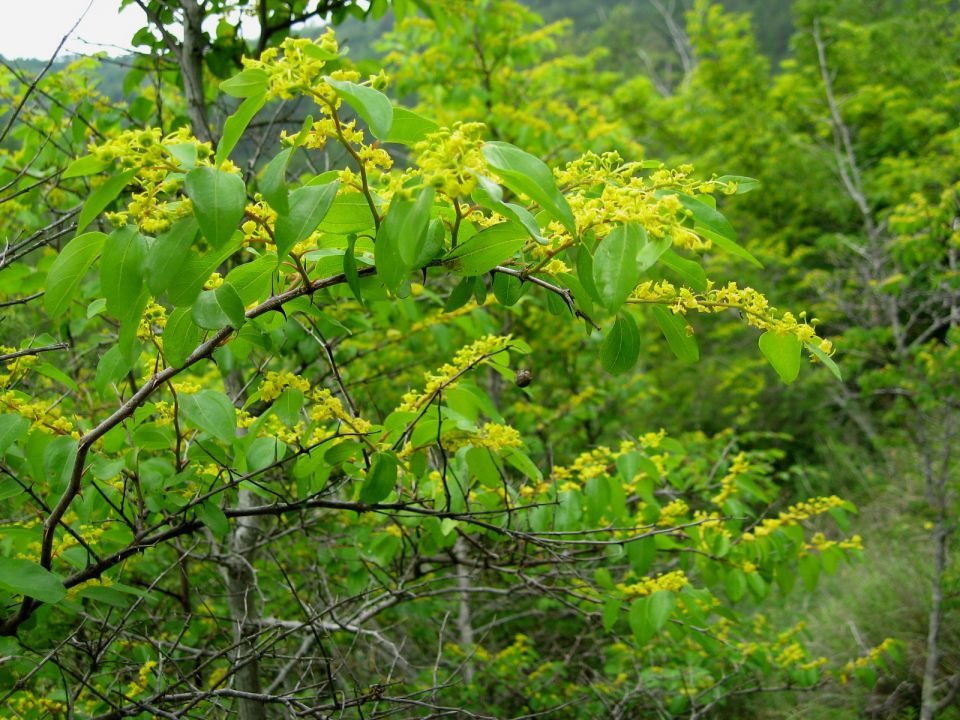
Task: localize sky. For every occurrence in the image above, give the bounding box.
[0,0,150,60]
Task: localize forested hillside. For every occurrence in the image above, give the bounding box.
[0,1,956,719]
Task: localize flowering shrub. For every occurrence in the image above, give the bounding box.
[0,18,892,720]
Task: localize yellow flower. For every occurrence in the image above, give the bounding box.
[259,370,311,403]
[414,122,488,198]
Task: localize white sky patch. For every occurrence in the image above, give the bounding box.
[0,0,147,60]
[0,0,267,61]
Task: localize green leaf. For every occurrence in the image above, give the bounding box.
[503,448,542,481]
[386,106,439,145]
[374,187,435,282]
[100,226,148,319]
[626,536,656,575]
[197,501,229,538]
[220,68,269,97]
[144,217,198,297]
[360,452,398,504]
[466,447,502,488]
[164,143,197,170]
[162,307,203,367]
[637,232,672,272]
[601,311,640,374]
[95,345,134,393]
[247,436,286,470]
[725,568,747,602]
[647,590,676,631]
[585,476,611,523]
[593,223,644,311]
[482,141,576,236]
[575,244,602,304]
[660,249,707,292]
[759,331,802,384]
[184,167,247,248]
[716,175,760,194]
[806,342,842,381]
[443,222,527,276]
[798,553,820,591]
[34,363,79,393]
[443,276,474,312]
[0,414,29,455]
[63,154,108,179]
[492,271,525,306]
[320,192,378,234]
[44,436,77,491]
[216,93,265,165]
[629,591,676,645]
[260,147,294,215]
[344,234,363,304]
[166,239,241,308]
[676,192,762,268]
[275,180,340,259]
[0,558,66,604]
[397,186,436,266]
[652,306,699,363]
[224,254,276,305]
[191,283,246,330]
[324,76,393,139]
[178,390,237,444]
[472,174,544,243]
[602,597,621,632]
[76,168,138,235]
[45,231,107,317]
[271,388,304,427]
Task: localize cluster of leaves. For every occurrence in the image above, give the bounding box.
[0,2,905,718]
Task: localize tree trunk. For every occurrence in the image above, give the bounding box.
[224,487,267,720]
[453,537,476,683]
[179,0,212,143]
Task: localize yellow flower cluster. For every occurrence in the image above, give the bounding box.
[203,272,225,290]
[50,523,107,560]
[839,639,897,684]
[806,532,863,552]
[243,32,344,102]
[738,620,822,671]
[0,345,37,386]
[742,496,847,542]
[0,390,76,435]
[241,197,279,249]
[553,150,633,189]
[397,335,512,412]
[495,633,534,662]
[137,301,168,341]
[414,122,488,198]
[126,659,157,698]
[447,422,523,452]
[657,499,690,527]
[712,451,749,507]
[91,127,212,233]
[554,153,725,245]
[775,641,806,667]
[259,370,311,403]
[639,429,667,449]
[304,387,345,424]
[66,575,112,601]
[552,446,613,486]
[2,692,68,717]
[617,569,689,598]
[630,280,833,354]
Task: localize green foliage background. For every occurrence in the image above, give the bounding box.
[0,0,957,718]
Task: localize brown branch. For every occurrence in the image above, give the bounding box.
[0,342,69,363]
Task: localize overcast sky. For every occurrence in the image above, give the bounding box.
[0,0,150,60]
